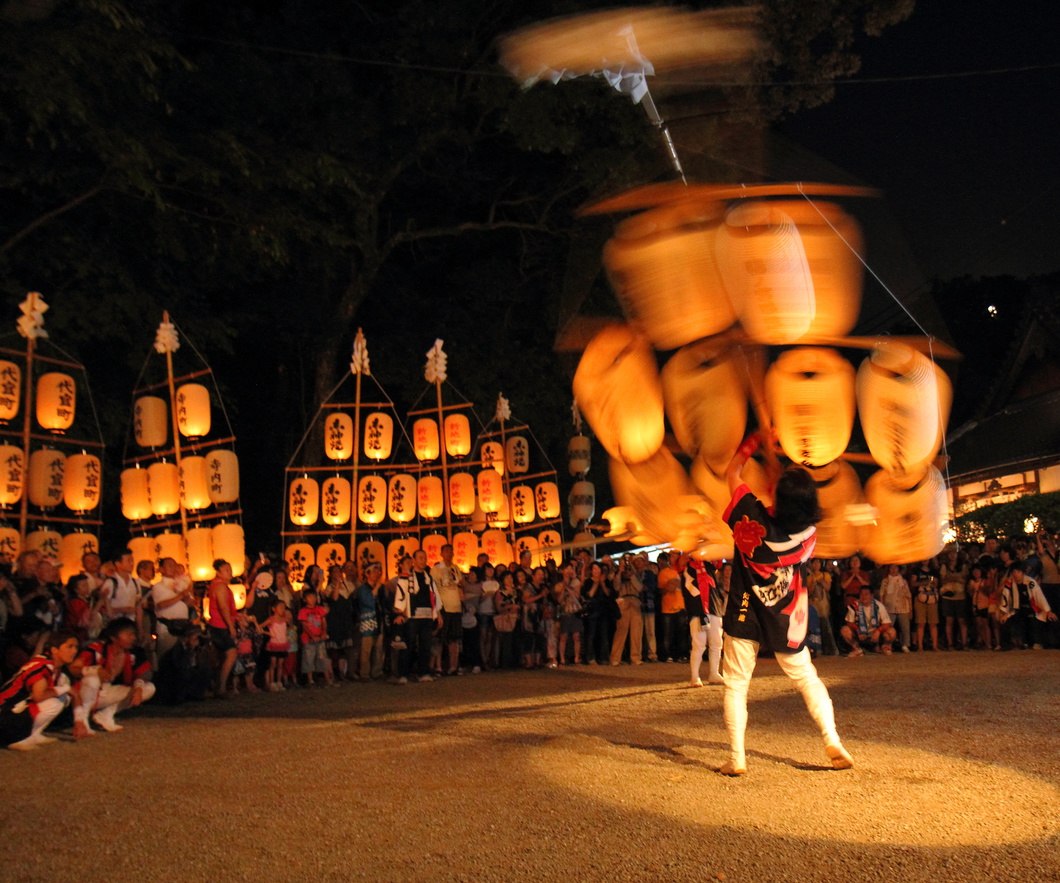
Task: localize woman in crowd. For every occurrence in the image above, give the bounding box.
[324,564,356,681]
[911,557,941,651]
[939,548,970,650]
[477,564,498,670]
[520,568,548,669]
[580,562,611,665]
[493,571,519,669]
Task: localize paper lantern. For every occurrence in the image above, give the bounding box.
[231,584,247,611]
[691,453,773,515]
[178,456,212,511]
[476,469,504,513]
[363,412,394,461]
[505,436,529,475]
[128,536,157,572]
[448,472,476,516]
[155,532,187,571]
[357,475,387,525]
[386,537,420,580]
[535,481,560,520]
[36,373,75,431]
[25,529,61,560]
[0,361,21,421]
[766,347,856,468]
[289,477,320,526]
[568,435,591,477]
[412,418,440,461]
[28,449,65,509]
[148,461,180,516]
[481,441,504,475]
[284,542,315,590]
[863,465,948,564]
[661,339,747,471]
[120,467,152,521]
[716,200,862,345]
[480,530,511,567]
[444,413,472,457]
[452,531,479,572]
[807,460,864,560]
[175,383,211,438]
[318,541,348,572]
[62,453,101,513]
[59,532,98,577]
[387,473,416,523]
[603,200,736,349]
[186,527,215,581]
[487,495,510,530]
[514,534,539,566]
[321,476,352,526]
[0,526,21,564]
[537,530,561,566]
[470,502,487,534]
[609,448,694,546]
[572,323,665,465]
[421,534,447,567]
[0,446,24,506]
[857,342,952,478]
[324,412,354,460]
[206,449,240,504]
[212,523,245,576]
[571,532,596,558]
[509,486,535,525]
[133,396,168,448]
[568,480,595,527]
[417,475,444,519]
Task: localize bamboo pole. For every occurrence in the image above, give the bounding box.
[350,367,362,561]
[162,311,189,540]
[436,379,452,544]
[18,334,34,543]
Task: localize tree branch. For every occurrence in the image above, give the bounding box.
[1,184,104,254]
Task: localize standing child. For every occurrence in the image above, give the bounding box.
[297,589,332,686]
[878,564,912,652]
[233,609,261,694]
[262,600,290,691]
[968,565,992,650]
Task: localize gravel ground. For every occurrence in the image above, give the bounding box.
[2,650,1059,883]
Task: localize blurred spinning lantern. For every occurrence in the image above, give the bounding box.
[805,460,864,559]
[862,465,947,564]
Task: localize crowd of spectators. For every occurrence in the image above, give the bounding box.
[2,528,1057,751]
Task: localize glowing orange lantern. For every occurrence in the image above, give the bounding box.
[487,495,510,530]
[444,413,472,457]
[505,436,530,475]
[448,472,476,516]
[417,475,444,519]
[535,481,560,520]
[808,460,864,560]
[318,541,348,572]
[320,476,352,526]
[608,449,693,546]
[568,435,591,477]
[0,361,21,421]
[452,531,479,571]
[477,469,503,513]
[176,383,211,437]
[510,485,535,525]
[387,473,416,523]
[62,453,101,513]
[133,396,168,448]
[470,503,487,534]
[288,477,320,526]
[26,529,61,560]
[284,542,314,590]
[205,449,240,504]
[178,456,212,511]
[36,373,75,431]
[863,465,947,564]
[120,467,152,521]
[480,530,511,567]
[230,583,247,611]
[514,534,538,564]
[538,530,562,565]
[568,480,595,527]
[661,339,746,471]
[421,534,446,567]
[603,200,736,349]
[357,475,387,525]
[386,537,420,580]
[480,441,504,475]
[59,532,98,578]
[766,347,856,468]
[212,523,245,576]
[28,449,65,509]
[324,412,354,460]
[185,527,214,581]
[572,324,664,465]
[0,526,21,564]
[363,412,394,461]
[0,445,24,506]
[412,418,440,461]
[128,537,156,573]
[147,461,180,516]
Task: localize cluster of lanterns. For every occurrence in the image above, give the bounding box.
[575,188,952,563]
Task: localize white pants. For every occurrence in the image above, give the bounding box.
[690,615,723,682]
[79,675,156,724]
[722,635,840,768]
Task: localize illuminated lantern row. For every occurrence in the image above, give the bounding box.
[572,323,664,465]
[568,435,591,476]
[28,449,65,509]
[176,383,211,438]
[128,456,233,522]
[324,411,397,462]
[0,445,24,506]
[0,361,21,421]
[133,396,168,448]
[132,523,246,584]
[36,373,75,431]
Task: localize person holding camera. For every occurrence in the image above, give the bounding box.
[609,554,643,666]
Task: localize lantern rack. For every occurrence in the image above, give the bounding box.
[120,435,237,468]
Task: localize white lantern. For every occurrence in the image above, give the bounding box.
[175,383,211,437]
[363,412,394,461]
[148,461,180,517]
[535,481,560,520]
[324,412,354,460]
[387,473,416,523]
[321,476,352,526]
[568,435,591,477]
[133,396,168,448]
[289,477,320,526]
[568,480,595,527]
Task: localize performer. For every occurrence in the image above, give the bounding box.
[676,553,725,687]
[720,431,854,776]
[0,630,80,751]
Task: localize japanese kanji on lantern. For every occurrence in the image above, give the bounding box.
[289,477,320,526]
[413,418,440,461]
[481,441,504,475]
[363,412,394,461]
[448,472,476,516]
[568,434,590,476]
[0,361,21,421]
[324,412,354,460]
[186,526,215,581]
[59,531,97,577]
[535,481,560,519]
[206,449,240,504]
[477,469,503,513]
[321,476,352,526]
[387,474,416,523]
[36,373,76,432]
[133,396,168,448]
[28,448,65,509]
[0,527,20,562]
[357,475,387,525]
[444,413,471,457]
[510,485,535,524]
[285,542,314,590]
[318,541,348,572]
[62,453,101,513]
[178,455,212,511]
[0,445,24,506]
[176,383,211,438]
[386,536,419,578]
[417,475,443,519]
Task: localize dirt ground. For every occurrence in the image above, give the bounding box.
[2,650,1059,883]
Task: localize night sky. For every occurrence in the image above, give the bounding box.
[778,0,1059,282]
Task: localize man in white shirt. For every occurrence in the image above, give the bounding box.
[841,587,896,656]
[151,557,195,660]
[104,550,141,634]
[431,544,465,676]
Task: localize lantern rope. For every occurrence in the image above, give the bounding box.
[795,183,958,540]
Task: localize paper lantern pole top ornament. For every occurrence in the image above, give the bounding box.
[17,292,49,341]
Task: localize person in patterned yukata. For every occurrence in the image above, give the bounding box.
[720,430,854,776]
